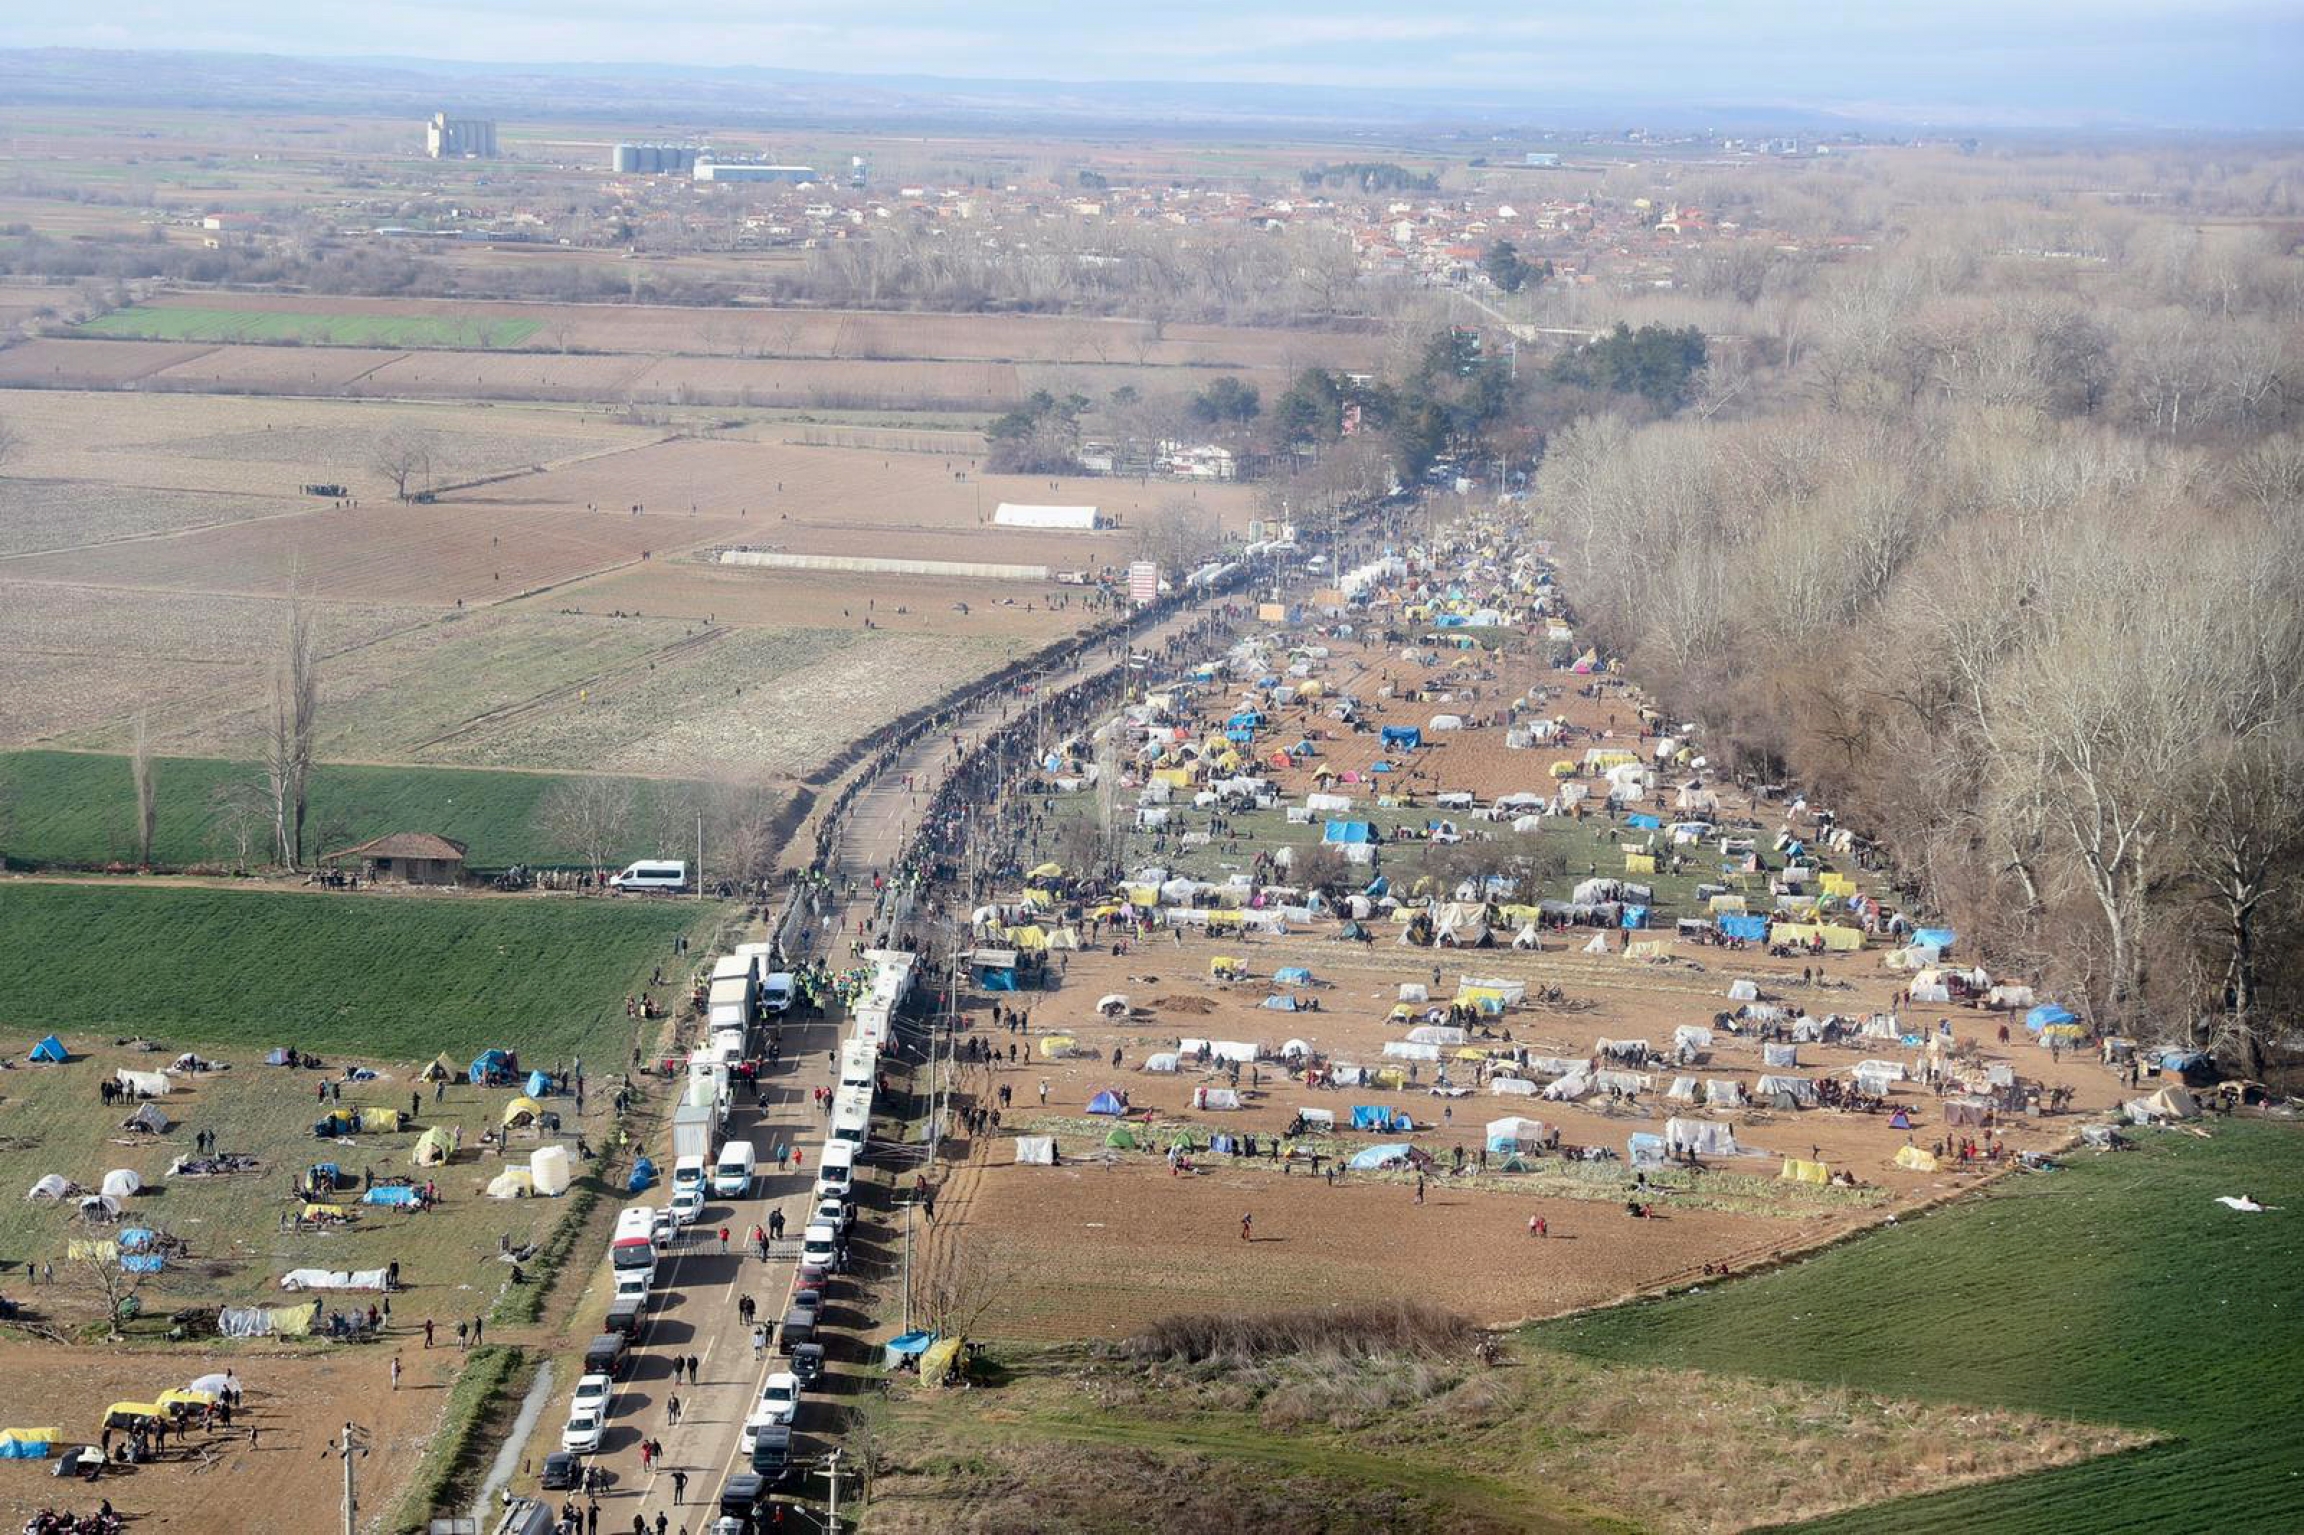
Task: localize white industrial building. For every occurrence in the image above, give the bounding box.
[693,160,818,184]
[992,503,1109,531]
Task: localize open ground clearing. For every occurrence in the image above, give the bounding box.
[0,881,714,1063]
[0,751,698,871]
[0,1339,450,1535]
[1538,1121,2304,1533]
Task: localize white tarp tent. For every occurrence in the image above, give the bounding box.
[279,1268,389,1291]
[1666,1076,1700,1103]
[1756,1075,1818,1104]
[1541,1072,1591,1101]
[1014,1136,1057,1165]
[1142,1053,1181,1073]
[993,502,1106,530]
[1397,982,1429,1004]
[1179,1039,1262,1064]
[1383,1041,1442,1062]
[114,1069,171,1098]
[100,1169,142,1199]
[1727,979,1760,1001]
[26,1174,75,1201]
[1705,1079,1746,1107]
[1672,1025,1714,1054]
[1406,1025,1467,1046]
[1193,1086,1242,1110]
[1489,1076,1537,1096]
[1485,1116,1549,1149]
[1664,1118,1741,1157]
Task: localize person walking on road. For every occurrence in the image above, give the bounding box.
[671,1470,687,1505]
[666,1394,681,1426]
[390,1356,401,1391]
[717,1226,729,1253]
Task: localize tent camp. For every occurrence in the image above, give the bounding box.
[100,1169,142,1199]
[501,1096,543,1128]
[29,1035,67,1064]
[1085,1090,1126,1116]
[1014,1136,1056,1166]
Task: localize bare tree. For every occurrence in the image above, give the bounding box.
[207,781,271,874]
[130,711,157,870]
[260,602,320,871]
[76,1244,150,1341]
[372,429,435,501]
[2186,732,2304,1075]
[1130,499,1223,580]
[915,1229,1015,1342]
[535,776,638,882]
[704,776,783,894]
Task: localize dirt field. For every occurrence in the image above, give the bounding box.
[0,1338,448,1535]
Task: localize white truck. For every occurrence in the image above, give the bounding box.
[672,1102,718,1168]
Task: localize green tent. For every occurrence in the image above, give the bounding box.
[1105,1126,1137,1150]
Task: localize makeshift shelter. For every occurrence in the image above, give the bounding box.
[100,1169,142,1199]
[501,1095,543,1128]
[356,1107,402,1134]
[418,1054,459,1084]
[0,1429,56,1460]
[122,1102,172,1135]
[1106,1126,1138,1150]
[468,1049,512,1086]
[322,831,467,886]
[29,1035,67,1064]
[1350,1105,1413,1132]
[1038,1035,1081,1059]
[1762,1043,1800,1069]
[25,1175,74,1202]
[1627,1133,1667,1168]
[486,1169,533,1199]
[1142,1052,1181,1073]
[1348,1142,1418,1170]
[1485,1116,1549,1152]
[1727,979,1760,1002]
[278,1268,390,1292]
[524,1069,552,1099]
[1260,993,1301,1011]
[1014,1136,1056,1166]
[113,1068,170,1098]
[1488,1076,1537,1096]
[1096,994,1130,1017]
[1085,1090,1126,1117]
[411,1126,456,1167]
[363,1185,423,1207]
[1779,1158,1830,1185]
[1663,1119,1740,1158]
[1193,1086,1242,1110]
[1705,1079,1746,1108]
[1894,1145,1940,1171]
[2127,1086,2201,1124]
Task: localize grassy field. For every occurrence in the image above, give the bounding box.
[0,881,719,1061]
[78,305,541,348]
[0,751,693,871]
[1534,1121,2304,1532]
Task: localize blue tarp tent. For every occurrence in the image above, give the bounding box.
[121,1254,167,1274]
[2025,1005,2076,1032]
[1365,876,1390,897]
[980,968,1017,991]
[1227,711,1263,729]
[1369,760,1396,774]
[1381,726,1422,749]
[1226,727,1254,743]
[1621,905,1648,929]
[0,1433,53,1459]
[1260,994,1300,1011]
[29,1034,67,1063]
[1913,927,1955,953]
[1086,1090,1125,1116]
[1349,1105,1392,1131]
[1625,813,1662,830]
[119,1228,154,1251]
[883,1330,938,1369]
[362,1186,422,1207]
[1274,967,1313,984]
[469,1049,511,1085]
[627,1155,656,1193]
[1324,820,1372,844]
[1349,1142,1415,1170]
[524,1069,551,1098]
[1626,1132,1666,1167]
[1717,914,1768,941]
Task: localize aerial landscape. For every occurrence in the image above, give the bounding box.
[0,6,2297,1534]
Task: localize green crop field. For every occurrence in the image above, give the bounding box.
[1534,1121,2304,1532]
[76,304,541,349]
[0,751,694,872]
[0,882,719,1063]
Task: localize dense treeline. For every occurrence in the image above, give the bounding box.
[1532,203,2304,1070]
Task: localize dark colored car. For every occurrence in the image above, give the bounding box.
[777,1307,815,1354]
[540,1451,581,1490]
[790,1341,825,1387]
[748,1423,793,1482]
[720,1471,767,1518]
[604,1296,646,1337]
[582,1331,630,1379]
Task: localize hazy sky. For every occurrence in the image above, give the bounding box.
[16,2,2303,127]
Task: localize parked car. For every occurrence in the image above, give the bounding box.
[756,1371,802,1425]
[570,1372,613,1416]
[561,1404,604,1454]
[790,1341,825,1387]
[668,1187,707,1227]
[583,1332,631,1379]
[539,1451,581,1490]
[813,1195,854,1234]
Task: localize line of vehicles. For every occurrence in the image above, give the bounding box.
[531,941,917,1532]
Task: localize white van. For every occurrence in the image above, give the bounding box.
[813,1142,855,1200]
[609,860,688,893]
[712,1141,758,1198]
[672,1155,708,1196]
[800,1223,840,1270]
[760,972,796,1015]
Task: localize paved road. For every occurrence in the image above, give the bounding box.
[567,599,1239,1532]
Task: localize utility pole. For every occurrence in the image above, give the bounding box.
[823,1446,844,1532]
[328,1422,367,1535]
[695,809,705,902]
[901,1197,913,1332]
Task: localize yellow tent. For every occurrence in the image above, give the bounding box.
[1895,1145,1939,1172]
[1625,939,1672,960]
[0,1429,58,1453]
[1373,1067,1408,1090]
[357,1107,402,1134]
[1027,862,1065,881]
[269,1303,317,1337]
[1299,680,1324,698]
[1588,749,1639,770]
[157,1388,216,1411]
[419,1053,459,1083]
[1019,888,1056,909]
[1126,885,1159,908]
[1388,1004,1416,1022]
[1006,924,1050,951]
[413,1125,456,1166]
[1152,767,1192,788]
[1209,956,1243,979]
[1549,760,1578,778]
[300,1202,353,1220]
[104,1403,165,1427]
[1769,922,1865,952]
[1456,986,1506,1008]
[1625,853,1657,874]
[1454,1047,1488,1061]
[920,1336,966,1387]
[1205,910,1244,930]
[1037,1035,1077,1058]
[1820,873,1855,896]
[1779,1158,1830,1185]
[1709,894,1748,914]
[501,1095,542,1127]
